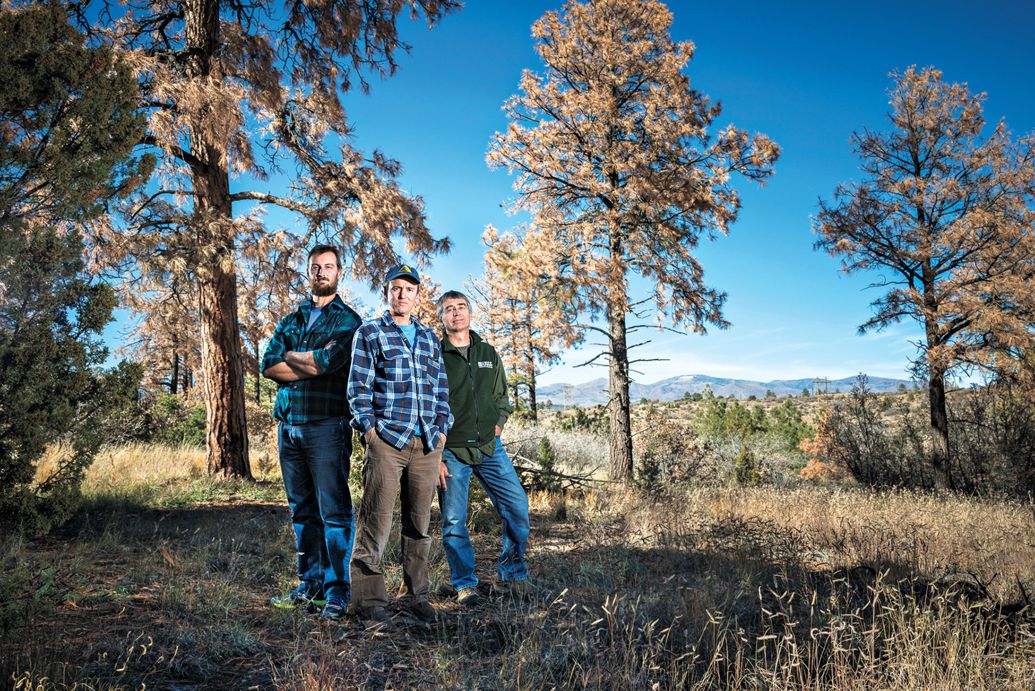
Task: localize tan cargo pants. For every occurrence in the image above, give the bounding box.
[350,434,441,612]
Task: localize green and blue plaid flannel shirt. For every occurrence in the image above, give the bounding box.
[261,295,362,425]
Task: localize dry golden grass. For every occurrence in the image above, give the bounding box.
[36,442,282,490]
[628,485,1035,601]
[5,445,1034,689]
[34,442,208,488]
[83,444,209,487]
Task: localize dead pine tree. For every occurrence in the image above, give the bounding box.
[79,0,456,477]
[471,226,579,422]
[487,0,778,480]
[815,67,1035,489]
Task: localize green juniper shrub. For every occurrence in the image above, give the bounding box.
[95,392,207,448]
[0,231,140,534]
[531,437,563,493]
[557,405,608,435]
[693,394,764,442]
[152,395,207,447]
[513,436,564,493]
[732,444,763,485]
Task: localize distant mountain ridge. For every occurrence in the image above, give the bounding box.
[538,374,913,406]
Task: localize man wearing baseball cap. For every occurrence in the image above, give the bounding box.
[347,263,452,627]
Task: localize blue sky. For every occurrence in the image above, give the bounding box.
[117,0,1035,386]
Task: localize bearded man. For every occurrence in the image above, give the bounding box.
[262,244,362,619]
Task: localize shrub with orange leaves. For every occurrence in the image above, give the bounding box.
[798,412,847,482]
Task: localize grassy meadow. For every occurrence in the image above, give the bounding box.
[3,418,1034,689]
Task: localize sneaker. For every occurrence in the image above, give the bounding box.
[271,586,326,609]
[405,599,438,622]
[320,597,347,620]
[457,587,481,607]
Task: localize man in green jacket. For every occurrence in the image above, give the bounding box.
[436,290,531,606]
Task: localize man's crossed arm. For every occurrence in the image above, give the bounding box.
[263,340,342,383]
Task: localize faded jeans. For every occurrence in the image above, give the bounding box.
[278,416,355,603]
[439,438,530,591]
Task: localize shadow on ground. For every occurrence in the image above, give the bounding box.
[2,494,1032,689]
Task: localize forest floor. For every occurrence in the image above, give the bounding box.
[3,445,1035,689]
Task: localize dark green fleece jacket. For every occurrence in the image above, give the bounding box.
[441,330,513,464]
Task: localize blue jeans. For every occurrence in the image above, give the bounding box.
[439,438,530,591]
[278,416,355,603]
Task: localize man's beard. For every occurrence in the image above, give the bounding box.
[311,280,338,297]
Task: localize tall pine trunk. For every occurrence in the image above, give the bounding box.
[170,351,179,395]
[253,340,261,403]
[198,259,250,478]
[927,367,951,489]
[527,364,538,422]
[605,220,632,481]
[606,299,633,481]
[922,263,950,490]
[185,0,251,479]
[507,307,523,412]
[524,319,538,422]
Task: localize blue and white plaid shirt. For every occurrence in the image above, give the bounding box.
[347,311,452,450]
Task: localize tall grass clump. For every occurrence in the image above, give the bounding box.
[505,420,608,480]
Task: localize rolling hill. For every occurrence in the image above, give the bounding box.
[538,374,913,406]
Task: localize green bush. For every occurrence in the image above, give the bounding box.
[556,405,608,435]
[95,392,207,448]
[767,399,812,453]
[0,232,140,534]
[693,393,764,441]
[634,404,705,493]
[152,395,207,447]
[530,437,563,493]
[732,445,762,485]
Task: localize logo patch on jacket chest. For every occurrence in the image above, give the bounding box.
[477,361,493,369]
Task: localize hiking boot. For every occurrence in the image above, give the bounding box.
[320,597,347,620]
[358,605,393,631]
[456,587,481,607]
[405,599,438,622]
[494,579,534,600]
[509,580,533,599]
[271,586,326,610]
